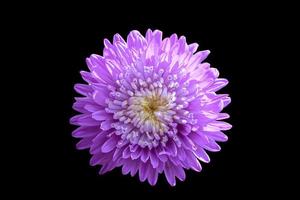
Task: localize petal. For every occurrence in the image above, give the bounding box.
[177,147,187,161]
[89,130,111,154]
[131,147,142,160]
[72,101,89,113]
[178,135,196,151]
[188,43,199,53]
[173,166,186,181]
[223,97,231,108]
[122,159,134,175]
[74,84,93,96]
[204,121,232,131]
[112,145,126,161]
[185,150,202,172]
[93,90,108,107]
[147,167,158,186]
[145,29,153,42]
[122,146,131,159]
[76,137,93,150]
[113,33,126,45]
[139,162,150,182]
[194,147,210,163]
[156,147,168,162]
[149,150,159,168]
[92,110,111,121]
[187,50,210,71]
[208,78,229,92]
[89,153,112,166]
[127,30,147,50]
[100,119,114,131]
[178,124,192,136]
[141,149,150,163]
[101,135,118,153]
[203,131,228,142]
[164,162,176,186]
[84,104,102,112]
[70,114,99,126]
[80,71,98,84]
[169,155,181,166]
[99,161,118,175]
[130,160,139,177]
[217,113,230,120]
[87,55,114,85]
[190,132,221,152]
[72,126,99,138]
[166,140,177,156]
[145,35,160,61]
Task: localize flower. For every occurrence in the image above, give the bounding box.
[70,29,231,186]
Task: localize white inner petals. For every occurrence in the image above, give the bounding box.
[112,84,178,149]
[105,64,196,149]
[105,60,201,149]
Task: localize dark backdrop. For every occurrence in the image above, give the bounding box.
[10,1,291,197]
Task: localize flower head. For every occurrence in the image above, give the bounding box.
[70,29,231,186]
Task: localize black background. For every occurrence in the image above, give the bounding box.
[7,1,295,198]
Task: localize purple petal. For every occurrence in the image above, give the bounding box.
[122,146,131,159]
[194,147,210,163]
[208,78,229,92]
[112,146,126,161]
[70,114,99,126]
[87,55,114,85]
[101,135,118,153]
[131,147,142,160]
[178,135,196,151]
[122,159,134,175]
[141,149,150,163]
[178,124,192,136]
[89,153,112,166]
[147,167,158,186]
[156,147,168,162]
[84,104,102,112]
[185,150,202,172]
[127,30,147,50]
[173,166,186,181]
[80,71,98,84]
[93,90,108,107]
[166,140,177,156]
[187,50,210,71]
[89,130,111,154]
[164,162,176,186]
[190,132,221,152]
[149,150,159,168]
[217,113,230,120]
[100,119,114,131]
[203,131,228,142]
[223,97,231,108]
[130,160,139,177]
[188,43,199,53]
[73,99,91,111]
[99,161,118,175]
[92,110,111,121]
[177,147,187,161]
[72,126,99,138]
[74,84,93,96]
[204,121,232,131]
[76,137,94,150]
[169,155,181,166]
[139,162,150,182]
[113,33,126,45]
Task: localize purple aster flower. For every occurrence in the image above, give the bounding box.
[70,29,231,186]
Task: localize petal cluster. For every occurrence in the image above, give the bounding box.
[70,29,231,186]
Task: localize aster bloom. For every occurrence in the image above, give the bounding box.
[70,29,231,186]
